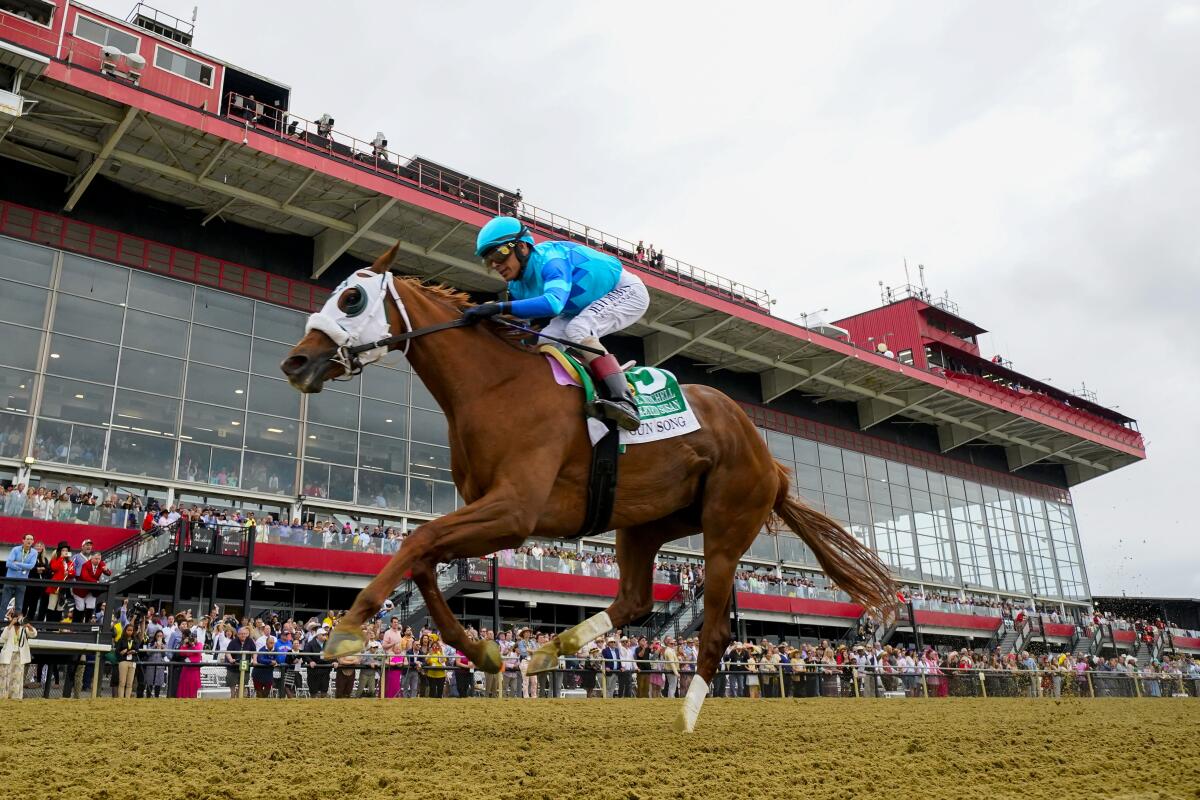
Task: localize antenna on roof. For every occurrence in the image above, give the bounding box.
[903,258,911,288]
[919,263,927,299]
[192,6,198,24]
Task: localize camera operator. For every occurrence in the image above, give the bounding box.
[0,610,37,699]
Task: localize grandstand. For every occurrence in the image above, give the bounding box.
[0,1,1148,656]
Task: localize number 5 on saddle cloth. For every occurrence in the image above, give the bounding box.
[541,346,700,537]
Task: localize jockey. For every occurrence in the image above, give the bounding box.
[464,215,650,431]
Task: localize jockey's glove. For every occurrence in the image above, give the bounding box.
[462,302,508,323]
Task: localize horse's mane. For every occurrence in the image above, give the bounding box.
[394,276,537,352]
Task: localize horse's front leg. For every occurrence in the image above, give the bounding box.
[412,551,518,675]
[325,487,537,659]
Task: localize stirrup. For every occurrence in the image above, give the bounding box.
[593,398,641,432]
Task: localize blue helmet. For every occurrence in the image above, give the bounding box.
[475,215,534,257]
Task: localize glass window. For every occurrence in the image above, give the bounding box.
[358,435,405,474]
[362,365,408,402]
[748,533,777,560]
[0,279,48,327]
[823,493,849,524]
[180,402,244,448]
[304,462,356,504]
[793,462,821,492]
[844,473,868,502]
[46,335,118,385]
[39,376,113,425]
[360,399,406,438]
[841,450,865,476]
[59,254,128,305]
[409,442,451,482]
[411,374,438,410]
[195,288,253,334]
[117,351,184,396]
[927,471,947,497]
[73,14,139,52]
[0,412,28,459]
[306,388,359,429]
[241,452,295,495]
[253,302,306,344]
[793,437,818,466]
[189,324,250,371]
[820,468,844,496]
[886,460,909,486]
[185,363,248,408]
[304,423,357,465]
[122,312,188,357]
[408,477,434,513]
[907,466,928,493]
[247,377,301,420]
[107,430,174,478]
[433,482,457,515]
[154,47,213,86]
[177,444,242,486]
[244,413,298,456]
[766,431,793,460]
[0,237,54,285]
[817,443,842,472]
[410,408,448,446]
[250,337,291,378]
[0,371,34,414]
[110,389,178,437]
[52,293,125,343]
[358,470,405,510]
[866,456,887,482]
[33,419,104,468]
[127,271,192,318]
[0,324,42,370]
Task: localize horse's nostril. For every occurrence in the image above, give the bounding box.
[281,355,309,377]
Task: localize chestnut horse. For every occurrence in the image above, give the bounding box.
[281,244,895,731]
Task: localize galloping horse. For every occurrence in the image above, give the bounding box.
[281,244,895,731]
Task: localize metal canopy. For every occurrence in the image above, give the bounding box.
[1,76,1144,486]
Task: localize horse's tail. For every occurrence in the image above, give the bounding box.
[769,460,897,613]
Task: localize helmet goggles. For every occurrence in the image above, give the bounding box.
[481,241,519,267]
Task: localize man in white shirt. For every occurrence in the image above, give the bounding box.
[617,636,637,697]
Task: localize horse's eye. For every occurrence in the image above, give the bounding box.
[338,287,367,316]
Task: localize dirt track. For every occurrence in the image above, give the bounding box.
[1,698,1196,800]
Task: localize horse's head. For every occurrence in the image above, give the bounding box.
[281,243,400,393]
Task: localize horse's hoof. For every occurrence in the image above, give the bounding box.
[525,644,558,675]
[476,640,502,674]
[323,626,365,660]
[671,712,695,734]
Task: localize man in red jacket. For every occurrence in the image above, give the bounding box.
[72,551,111,623]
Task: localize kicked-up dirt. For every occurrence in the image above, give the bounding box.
[0,698,1196,800]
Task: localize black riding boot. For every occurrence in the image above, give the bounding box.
[594,372,641,432]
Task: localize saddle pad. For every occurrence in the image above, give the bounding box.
[542,350,701,445]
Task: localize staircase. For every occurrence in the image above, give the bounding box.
[649,583,706,641]
[105,524,182,594]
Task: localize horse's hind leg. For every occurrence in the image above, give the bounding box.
[411,556,502,674]
[527,519,688,675]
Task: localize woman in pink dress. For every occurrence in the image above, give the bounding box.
[176,634,203,698]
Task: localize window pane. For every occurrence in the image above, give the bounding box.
[59,254,128,305]
[253,302,306,344]
[180,401,244,447]
[817,444,842,472]
[362,365,408,402]
[433,481,457,515]
[244,413,298,457]
[247,377,300,419]
[241,452,295,495]
[33,420,105,468]
[305,423,357,465]
[408,478,433,513]
[306,388,359,429]
[410,408,447,446]
[411,375,438,410]
[409,442,451,482]
[185,363,248,408]
[360,399,406,438]
[250,337,291,378]
[117,351,184,396]
[0,412,29,458]
[0,324,41,370]
[845,474,868,501]
[46,335,118,385]
[358,470,405,510]
[793,438,818,466]
[0,279,48,327]
[194,289,253,333]
[886,461,909,486]
[841,450,865,476]
[820,468,845,496]
[107,430,174,478]
[128,270,192,318]
[0,371,34,414]
[189,324,250,371]
[40,376,113,425]
[0,238,53,285]
[52,293,125,343]
[112,389,178,437]
[766,431,793,460]
[359,435,405,473]
[122,312,188,357]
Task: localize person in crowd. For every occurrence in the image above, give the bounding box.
[222,625,257,698]
[115,623,141,698]
[302,627,333,698]
[745,646,761,699]
[20,540,50,621]
[0,610,36,699]
[424,635,447,698]
[501,633,521,698]
[142,629,168,697]
[252,635,279,698]
[2,534,38,615]
[72,549,110,623]
[454,629,476,698]
[403,630,421,699]
[381,616,405,699]
[660,637,680,699]
[176,632,203,698]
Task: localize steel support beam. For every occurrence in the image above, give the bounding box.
[63,106,138,212]
[312,196,398,278]
[759,355,847,402]
[643,315,734,366]
[937,414,1013,452]
[427,221,463,254]
[201,197,237,226]
[1006,436,1078,471]
[858,387,945,430]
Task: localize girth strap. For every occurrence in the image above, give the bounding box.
[572,416,620,539]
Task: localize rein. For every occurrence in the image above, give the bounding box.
[342,315,605,364]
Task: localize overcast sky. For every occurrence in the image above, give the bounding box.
[99,1,1198,598]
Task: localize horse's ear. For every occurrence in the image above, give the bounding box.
[371,242,400,274]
